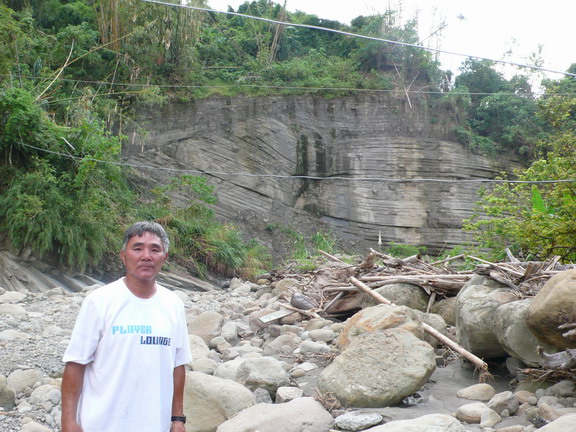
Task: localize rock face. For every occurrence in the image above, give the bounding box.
[126,94,518,256]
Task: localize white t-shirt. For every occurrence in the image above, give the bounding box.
[63,278,192,432]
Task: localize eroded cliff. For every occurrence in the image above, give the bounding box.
[125,93,517,257]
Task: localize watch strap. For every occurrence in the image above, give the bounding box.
[171,415,186,424]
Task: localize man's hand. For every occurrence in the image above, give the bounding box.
[61,419,83,432]
[170,420,186,432]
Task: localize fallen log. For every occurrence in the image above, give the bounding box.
[350,276,491,381]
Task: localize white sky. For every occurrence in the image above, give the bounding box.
[207,0,575,79]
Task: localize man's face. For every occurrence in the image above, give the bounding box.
[120,231,168,283]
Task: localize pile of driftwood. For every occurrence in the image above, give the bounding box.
[264,248,576,380]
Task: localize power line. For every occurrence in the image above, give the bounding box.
[139,0,576,79]
[17,142,576,185]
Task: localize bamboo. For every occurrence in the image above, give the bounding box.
[350,277,491,380]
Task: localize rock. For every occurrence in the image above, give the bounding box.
[487,391,520,416]
[480,408,502,428]
[214,357,290,396]
[275,386,303,403]
[7,369,43,396]
[361,283,429,311]
[538,413,576,431]
[0,374,16,410]
[495,298,557,366]
[187,311,225,343]
[455,402,490,423]
[183,371,255,432]
[334,410,383,431]
[456,383,496,401]
[0,303,27,316]
[430,296,457,326]
[215,397,334,432]
[455,275,517,359]
[362,414,466,431]
[336,304,425,350]
[526,269,576,349]
[546,380,576,397]
[20,420,53,432]
[0,291,27,303]
[317,329,436,407]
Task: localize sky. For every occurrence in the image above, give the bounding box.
[206,0,575,79]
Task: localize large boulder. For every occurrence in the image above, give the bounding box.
[0,374,16,410]
[361,283,429,311]
[495,299,558,366]
[363,413,466,432]
[184,371,255,432]
[187,311,224,344]
[214,357,291,396]
[336,304,424,350]
[526,269,576,349]
[215,397,334,432]
[430,296,457,326]
[317,329,436,407]
[455,275,517,359]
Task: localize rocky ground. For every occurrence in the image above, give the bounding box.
[1,250,576,432]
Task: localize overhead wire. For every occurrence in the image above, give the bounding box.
[139,0,576,79]
[8,1,576,186]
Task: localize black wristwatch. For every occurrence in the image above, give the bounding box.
[171,415,186,424]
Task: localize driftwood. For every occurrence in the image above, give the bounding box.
[350,276,492,381]
[536,346,576,370]
[272,248,576,381]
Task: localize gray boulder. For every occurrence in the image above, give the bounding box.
[336,304,424,350]
[495,299,557,366]
[317,329,436,407]
[455,275,517,359]
[214,357,290,396]
[183,371,255,432]
[526,269,576,349]
[215,397,334,432]
[361,283,429,311]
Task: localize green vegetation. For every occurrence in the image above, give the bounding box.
[464,70,576,262]
[385,241,426,258]
[1,0,576,273]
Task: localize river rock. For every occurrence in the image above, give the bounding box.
[317,328,436,407]
[495,298,558,366]
[456,383,496,401]
[455,275,517,359]
[430,296,457,326]
[538,413,576,431]
[334,410,384,431]
[526,269,576,349]
[363,413,467,431]
[187,311,225,343]
[215,397,334,432]
[361,283,429,311]
[184,371,255,432]
[7,369,43,396]
[0,374,16,410]
[336,304,424,350]
[214,356,290,396]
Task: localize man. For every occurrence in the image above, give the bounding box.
[61,221,192,432]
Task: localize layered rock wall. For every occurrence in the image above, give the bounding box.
[125,94,517,255]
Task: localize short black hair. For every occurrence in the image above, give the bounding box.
[122,221,170,252]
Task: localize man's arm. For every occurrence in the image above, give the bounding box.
[170,365,186,432]
[61,362,86,432]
